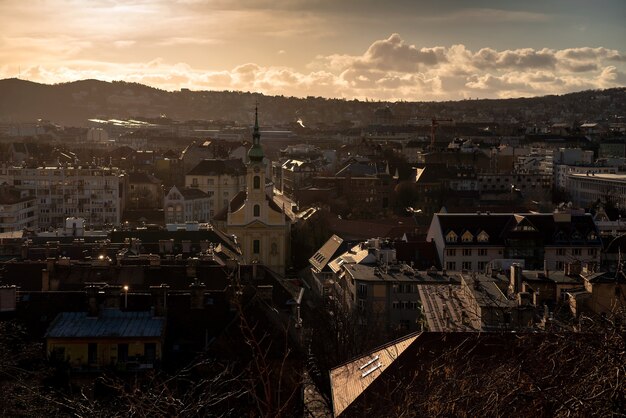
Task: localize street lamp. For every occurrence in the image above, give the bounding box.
[123,285,129,309]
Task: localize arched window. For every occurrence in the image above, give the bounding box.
[253,204,260,217]
[253,175,260,189]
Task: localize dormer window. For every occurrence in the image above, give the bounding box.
[461,231,473,243]
[446,231,458,243]
[588,231,597,241]
[477,230,489,243]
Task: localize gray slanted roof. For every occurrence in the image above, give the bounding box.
[186,159,245,176]
[309,234,344,272]
[45,310,165,339]
[179,187,209,200]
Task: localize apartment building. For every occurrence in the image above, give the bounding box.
[566,172,626,210]
[0,165,125,229]
[311,238,423,332]
[185,159,246,219]
[427,212,602,272]
[0,184,37,232]
[163,186,210,224]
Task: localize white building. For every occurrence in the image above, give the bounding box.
[426,212,602,272]
[185,159,246,219]
[566,172,626,210]
[0,184,37,232]
[0,164,125,229]
[555,164,618,191]
[163,186,210,224]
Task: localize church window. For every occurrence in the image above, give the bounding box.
[253,204,260,217]
[253,240,260,254]
[254,175,260,189]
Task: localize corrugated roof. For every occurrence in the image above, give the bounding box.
[45,310,165,339]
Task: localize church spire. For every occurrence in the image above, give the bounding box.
[248,102,264,162]
[253,103,260,145]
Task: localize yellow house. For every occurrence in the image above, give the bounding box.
[213,107,291,274]
[45,309,166,370]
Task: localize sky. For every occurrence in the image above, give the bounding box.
[1,0,625,101]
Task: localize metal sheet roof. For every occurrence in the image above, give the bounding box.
[45,309,165,339]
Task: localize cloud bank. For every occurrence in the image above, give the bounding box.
[2,34,624,101]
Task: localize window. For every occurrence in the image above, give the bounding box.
[410,301,419,310]
[144,343,156,363]
[253,175,260,189]
[588,248,597,256]
[556,248,565,256]
[446,261,456,270]
[253,204,260,217]
[556,261,564,270]
[446,249,456,257]
[462,261,472,270]
[253,240,260,254]
[358,283,368,297]
[572,248,582,256]
[478,249,487,256]
[477,261,487,271]
[88,343,98,365]
[117,344,129,363]
[401,301,409,310]
[462,249,472,256]
[461,231,473,242]
[392,300,400,309]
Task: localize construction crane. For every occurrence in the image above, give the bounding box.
[430,118,453,149]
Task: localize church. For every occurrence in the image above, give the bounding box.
[212,107,291,274]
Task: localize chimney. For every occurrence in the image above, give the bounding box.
[86,285,100,317]
[543,260,549,278]
[103,285,122,309]
[150,284,169,317]
[190,281,206,309]
[41,269,50,292]
[517,291,531,307]
[186,257,198,278]
[510,263,522,294]
[566,261,582,276]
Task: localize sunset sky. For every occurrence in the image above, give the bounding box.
[1,0,625,101]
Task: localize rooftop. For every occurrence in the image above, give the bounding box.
[329,332,421,417]
[45,309,165,339]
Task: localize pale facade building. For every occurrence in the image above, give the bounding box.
[427,212,602,272]
[566,172,626,210]
[185,159,246,220]
[0,184,37,232]
[0,164,125,229]
[163,186,210,224]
